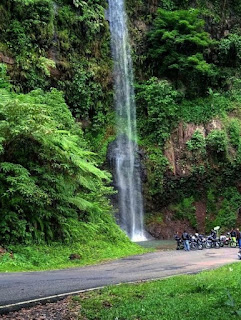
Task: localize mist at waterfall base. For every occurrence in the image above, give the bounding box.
[108,0,147,242]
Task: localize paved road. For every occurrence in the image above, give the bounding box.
[0,247,238,311]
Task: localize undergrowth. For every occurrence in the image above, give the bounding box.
[0,236,148,272]
[73,262,241,320]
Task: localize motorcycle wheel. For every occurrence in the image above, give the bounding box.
[190,242,197,250]
[206,242,211,249]
[230,241,237,248]
[198,244,203,250]
[215,242,220,249]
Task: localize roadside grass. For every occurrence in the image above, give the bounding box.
[0,241,149,272]
[71,262,241,320]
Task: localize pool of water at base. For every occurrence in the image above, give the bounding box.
[136,240,176,250]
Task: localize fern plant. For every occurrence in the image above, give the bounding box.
[0,83,113,244]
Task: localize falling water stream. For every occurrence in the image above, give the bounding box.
[108,0,146,241]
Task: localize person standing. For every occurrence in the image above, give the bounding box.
[230,228,237,243]
[236,228,241,249]
[210,229,217,240]
[182,230,190,251]
[174,231,182,250]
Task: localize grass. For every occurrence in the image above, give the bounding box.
[69,262,241,320]
[0,240,149,272]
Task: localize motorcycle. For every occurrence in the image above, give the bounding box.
[175,237,184,250]
[196,234,206,250]
[219,235,228,247]
[189,235,198,250]
[205,235,220,249]
[220,233,238,247]
[191,233,204,250]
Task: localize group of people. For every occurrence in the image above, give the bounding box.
[174,230,192,251]
[175,228,241,252]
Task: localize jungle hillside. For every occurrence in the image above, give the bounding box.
[1,0,241,266]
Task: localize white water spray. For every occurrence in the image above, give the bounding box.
[108,0,146,241]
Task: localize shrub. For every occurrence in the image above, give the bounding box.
[136,77,179,144]
[213,188,241,228]
[145,147,169,196]
[206,130,228,154]
[228,119,241,149]
[218,33,241,68]
[171,196,197,228]
[186,130,206,154]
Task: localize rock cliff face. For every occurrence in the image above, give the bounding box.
[0,53,14,65]
[164,120,222,177]
[145,117,241,239]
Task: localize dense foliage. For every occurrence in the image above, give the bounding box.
[0,0,112,122]
[1,0,241,241]
[136,77,179,144]
[127,1,241,232]
[148,9,215,95]
[0,70,115,244]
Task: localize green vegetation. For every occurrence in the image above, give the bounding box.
[148,9,214,71]
[206,187,241,231]
[0,79,115,244]
[0,0,112,123]
[131,2,241,230]
[136,78,179,144]
[186,130,206,155]
[1,0,241,251]
[206,129,228,155]
[147,9,216,96]
[171,196,197,228]
[0,70,148,269]
[70,262,241,319]
[0,238,147,272]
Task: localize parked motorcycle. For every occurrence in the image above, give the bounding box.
[221,233,237,247]
[190,233,205,250]
[189,235,198,250]
[175,237,184,250]
[205,235,220,249]
[219,235,228,247]
[196,234,206,250]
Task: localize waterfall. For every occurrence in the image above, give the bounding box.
[108,0,146,241]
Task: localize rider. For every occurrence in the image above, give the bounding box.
[230,228,237,243]
[182,230,190,251]
[174,231,180,241]
[210,229,217,240]
[236,228,241,248]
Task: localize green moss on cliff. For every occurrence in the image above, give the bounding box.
[0,0,113,127]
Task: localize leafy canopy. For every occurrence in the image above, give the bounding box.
[148,9,215,91]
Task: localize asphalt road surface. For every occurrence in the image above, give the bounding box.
[0,247,239,312]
